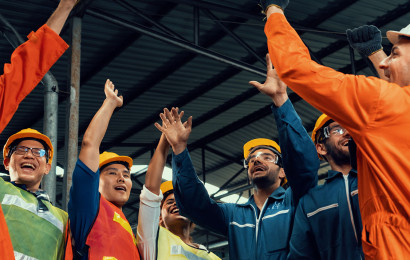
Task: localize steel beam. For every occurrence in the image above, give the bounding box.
[86,8,266,77]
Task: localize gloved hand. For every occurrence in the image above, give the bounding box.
[346,25,382,57]
[258,0,289,14]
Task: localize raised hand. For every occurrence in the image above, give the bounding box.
[346,25,382,57]
[104,79,123,108]
[249,53,288,107]
[154,107,193,155]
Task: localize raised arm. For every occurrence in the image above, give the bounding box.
[0,0,74,134]
[250,54,318,202]
[137,133,170,260]
[346,25,388,80]
[155,108,228,235]
[46,0,77,34]
[79,79,123,171]
[69,80,123,256]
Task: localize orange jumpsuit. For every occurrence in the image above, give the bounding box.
[0,24,68,259]
[265,13,410,259]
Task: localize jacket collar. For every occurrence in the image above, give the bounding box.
[238,186,286,207]
[326,168,357,181]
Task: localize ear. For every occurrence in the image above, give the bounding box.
[159,214,165,228]
[315,143,327,157]
[43,163,52,175]
[278,168,285,180]
[4,158,10,170]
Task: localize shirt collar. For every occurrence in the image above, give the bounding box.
[326,168,357,181]
[238,186,286,207]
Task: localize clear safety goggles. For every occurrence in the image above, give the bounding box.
[323,125,347,139]
[243,151,279,169]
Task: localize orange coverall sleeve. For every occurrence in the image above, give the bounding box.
[0,205,14,259]
[0,24,68,134]
[265,13,410,259]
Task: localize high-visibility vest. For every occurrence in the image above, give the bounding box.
[85,196,140,260]
[0,178,68,259]
[0,204,14,259]
[157,227,221,260]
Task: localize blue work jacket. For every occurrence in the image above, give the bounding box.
[172,100,318,259]
[288,170,363,260]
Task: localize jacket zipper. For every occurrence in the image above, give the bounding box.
[343,175,358,243]
[250,199,268,257]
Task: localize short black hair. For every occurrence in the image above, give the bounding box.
[99,161,130,172]
[8,137,50,162]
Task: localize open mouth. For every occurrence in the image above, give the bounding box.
[341,139,351,147]
[114,186,126,192]
[21,163,35,170]
[170,207,179,214]
[252,165,266,174]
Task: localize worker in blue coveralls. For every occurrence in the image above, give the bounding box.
[155,54,318,260]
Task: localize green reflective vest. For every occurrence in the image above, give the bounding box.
[157,227,221,260]
[0,178,68,259]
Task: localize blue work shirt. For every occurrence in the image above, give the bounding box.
[288,170,363,260]
[68,159,100,260]
[172,100,318,259]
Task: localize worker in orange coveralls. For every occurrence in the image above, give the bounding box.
[257,0,410,259]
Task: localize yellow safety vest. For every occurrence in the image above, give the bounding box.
[0,178,68,260]
[157,227,221,260]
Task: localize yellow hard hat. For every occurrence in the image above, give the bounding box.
[243,138,281,159]
[311,114,333,160]
[3,128,53,164]
[160,180,173,195]
[99,151,133,169]
[311,114,332,144]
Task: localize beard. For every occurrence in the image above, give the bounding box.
[250,168,280,189]
[325,141,350,166]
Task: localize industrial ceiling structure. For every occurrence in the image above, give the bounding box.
[0,0,409,257]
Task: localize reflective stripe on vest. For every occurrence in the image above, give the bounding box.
[86,196,140,260]
[2,194,63,232]
[0,178,68,260]
[157,227,221,260]
[14,251,38,260]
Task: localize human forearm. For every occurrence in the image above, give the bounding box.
[273,100,318,199]
[46,0,76,35]
[145,134,170,195]
[137,186,162,260]
[79,99,117,172]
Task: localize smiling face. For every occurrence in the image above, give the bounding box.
[160,193,190,229]
[99,163,132,209]
[246,148,285,189]
[316,121,351,166]
[379,37,410,87]
[4,139,51,192]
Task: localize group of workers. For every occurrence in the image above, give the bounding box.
[0,0,409,259]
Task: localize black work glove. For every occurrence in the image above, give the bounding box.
[346,25,382,57]
[258,0,289,14]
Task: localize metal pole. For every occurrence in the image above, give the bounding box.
[0,13,60,203]
[42,73,59,204]
[63,16,82,210]
[194,7,199,45]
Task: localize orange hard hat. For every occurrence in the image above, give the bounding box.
[3,128,53,164]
